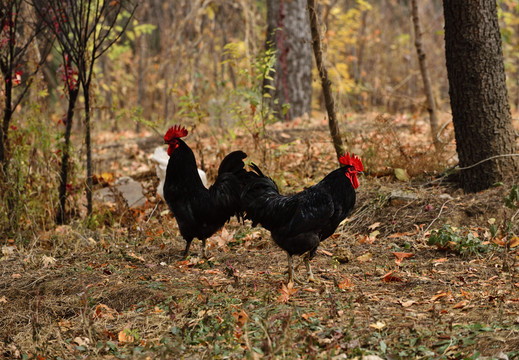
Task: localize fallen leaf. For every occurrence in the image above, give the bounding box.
[369,321,386,330]
[510,235,519,248]
[394,168,409,182]
[318,249,333,256]
[12,274,21,279]
[74,337,90,347]
[369,230,380,240]
[453,300,468,309]
[278,282,298,303]
[359,231,379,244]
[388,232,405,239]
[400,300,416,307]
[101,172,114,184]
[356,253,373,263]
[0,296,7,304]
[232,310,248,328]
[492,237,507,247]
[118,329,135,344]
[433,258,448,266]
[368,222,381,230]
[58,319,72,329]
[210,227,233,249]
[431,291,451,302]
[93,304,116,319]
[381,270,403,282]
[1,245,15,257]
[127,251,145,262]
[460,288,472,299]
[42,255,56,267]
[301,312,316,321]
[160,209,170,216]
[392,252,413,265]
[303,288,318,293]
[338,276,354,290]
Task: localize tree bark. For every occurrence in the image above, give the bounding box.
[0,78,12,175]
[83,82,93,216]
[443,0,518,192]
[57,87,79,224]
[265,0,312,120]
[307,0,344,161]
[411,0,440,150]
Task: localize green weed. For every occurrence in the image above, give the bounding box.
[428,225,491,257]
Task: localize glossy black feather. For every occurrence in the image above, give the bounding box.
[163,139,247,254]
[241,164,357,257]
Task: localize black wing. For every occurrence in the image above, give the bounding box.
[243,177,335,237]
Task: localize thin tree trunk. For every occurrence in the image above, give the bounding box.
[0,80,12,175]
[136,33,145,133]
[57,87,79,224]
[83,83,93,216]
[307,0,344,161]
[411,0,440,150]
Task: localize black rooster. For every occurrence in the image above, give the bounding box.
[241,153,363,284]
[163,125,248,258]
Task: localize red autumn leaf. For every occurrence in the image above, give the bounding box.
[338,276,354,290]
[431,291,451,302]
[392,252,413,265]
[93,304,116,319]
[232,309,248,328]
[381,270,403,282]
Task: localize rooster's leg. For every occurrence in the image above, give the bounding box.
[286,253,303,285]
[182,239,193,259]
[303,253,319,283]
[201,238,208,259]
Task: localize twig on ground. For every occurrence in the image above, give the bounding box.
[424,199,453,233]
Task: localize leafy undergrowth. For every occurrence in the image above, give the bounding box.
[1,113,519,359]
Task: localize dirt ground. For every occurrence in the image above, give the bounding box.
[1,113,518,359]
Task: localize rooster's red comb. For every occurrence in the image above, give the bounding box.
[339,152,364,171]
[164,124,188,142]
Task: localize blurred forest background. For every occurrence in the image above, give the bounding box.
[47,0,519,124]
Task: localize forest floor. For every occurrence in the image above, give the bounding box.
[1,112,519,359]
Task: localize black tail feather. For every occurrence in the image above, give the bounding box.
[218,150,247,175]
[249,162,265,177]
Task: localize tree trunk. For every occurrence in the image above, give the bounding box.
[83,82,93,216]
[411,0,440,150]
[265,0,312,120]
[307,0,344,161]
[0,79,12,175]
[57,87,79,224]
[443,0,518,192]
